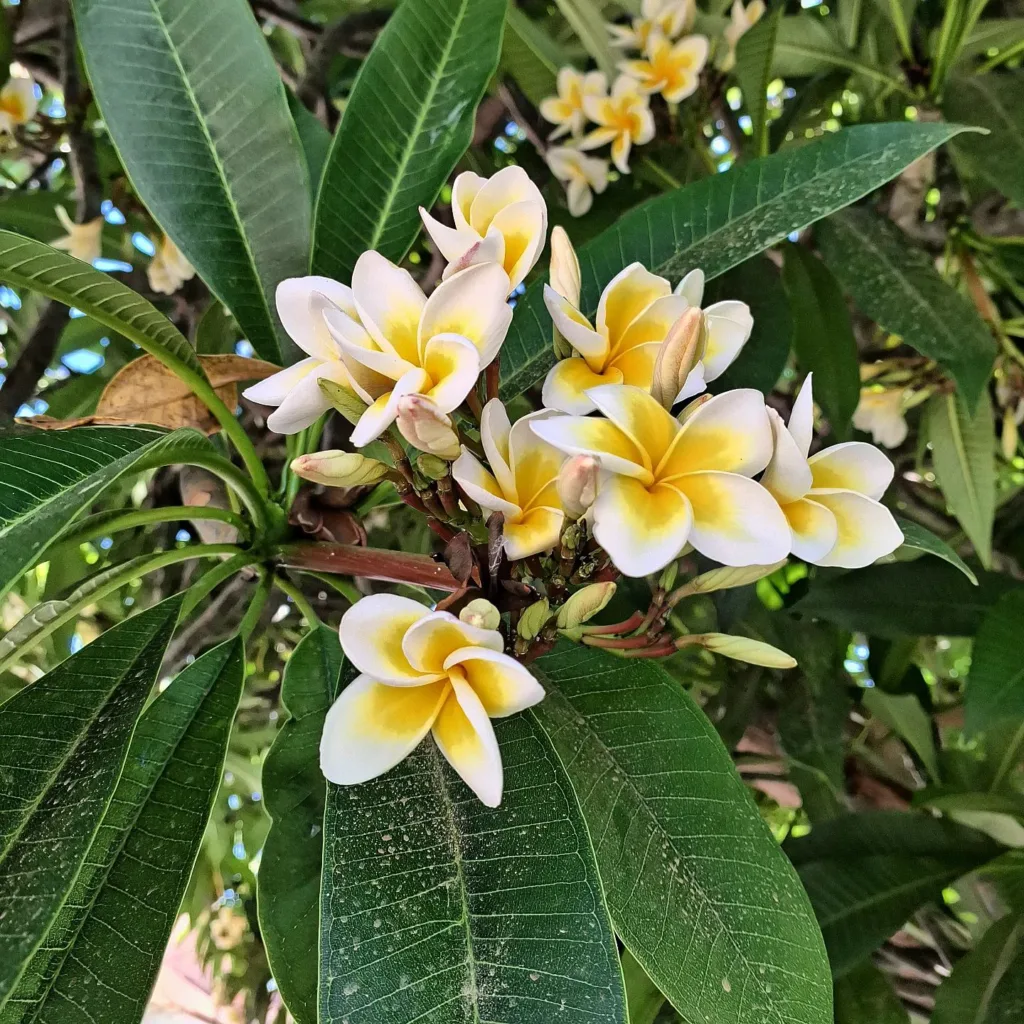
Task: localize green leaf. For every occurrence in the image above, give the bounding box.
[288,90,331,198]
[532,644,832,1024]
[926,392,996,568]
[259,625,343,1024]
[965,590,1024,735]
[500,5,566,107]
[0,230,206,381]
[894,517,978,585]
[74,0,311,363]
[781,242,860,437]
[862,688,941,782]
[793,561,1016,638]
[311,0,507,282]
[833,962,908,1024]
[621,950,665,1024]
[0,595,182,1004]
[773,14,848,77]
[785,811,1002,977]
[932,913,1024,1024]
[195,300,241,355]
[944,72,1024,207]
[501,122,969,398]
[552,0,615,76]
[0,426,214,601]
[319,707,626,1023]
[735,7,782,157]
[817,208,995,407]
[4,637,244,1022]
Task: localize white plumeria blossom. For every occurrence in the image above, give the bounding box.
[720,0,766,71]
[452,400,567,559]
[620,33,709,104]
[852,388,909,448]
[580,74,655,174]
[316,251,512,447]
[539,68,608,140]
[147,234,196,295]
[608,0,695,51]
[322,594,545,807]
[532,383,790,577]
[0,76,37,134]
[762,374,903,567]
[419,166,547,292]
[52,206,104,266]
[242,275,363,434]
[546,146,610,217]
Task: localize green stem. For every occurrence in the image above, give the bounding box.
[239,570,273,639]
[59,505,250,549]
[641,157,682,191]
[180,552,259,618]
[273,573,321,627]
[183,450,272,534]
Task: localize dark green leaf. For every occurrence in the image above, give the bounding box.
[500,5,566,107]
[944,72,1024,207]
[533,644,832,1024]
[785,811,1002,977]
[312,0,507,282]
[259,626,343,1024]
[932,913,1024,1024]
[320,707,626,1023]
[965,590,1024,735]
[0,426,214,601]
[74,0,311,363]
[735,8,782,157]
[926,392,996,568]
[621,950,665,1024]
[195,300,241,355]
[288,91,331,198]
[0,595,182,1004]
[781,242,860,437]
[833,962,908,1024]
[862,688,940,782]
[793,561,1016,638]
[4,637,244,1022]
[773,14,848,77]
[817,208,995,407]
[894,517,978,585]
[501,122,969,398]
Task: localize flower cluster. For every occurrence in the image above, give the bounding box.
[248,166,904,805]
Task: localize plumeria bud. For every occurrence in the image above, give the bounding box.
[396,395,461,460]
[684,561,787,596]
[557,454,599,519]
[650,308,704,409]
[517,598,552,641]
[549,226,581,306]
[460,599,501,632]
[290,450,389,488]
[556,582,616,629]
[318,379,366,426]
[658,561,679,593]
[1002,408,1019,462]
[416,453,449,481]
[685,632,797,670]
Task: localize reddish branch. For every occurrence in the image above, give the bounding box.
[277,542,462,591]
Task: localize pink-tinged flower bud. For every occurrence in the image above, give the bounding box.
[549,226,581,306]
[396,395,461,460]
[557,454,599,519]
[650,307,704,409]
[290,451,388,488]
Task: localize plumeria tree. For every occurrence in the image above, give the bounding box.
[0,1,1023,1023]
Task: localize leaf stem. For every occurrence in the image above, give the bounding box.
[239,570,273,639]
[58,505,250,548]
[273,572,321,627]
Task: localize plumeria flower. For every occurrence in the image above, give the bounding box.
[0,76,37,134]
[419,166,547,292]
[608,0,695,51]
[620,33,709,104]
[546,146,610,217]
[762,375,903,567]
[321,594,545,807]
[452,399,566,559]
[542,259,689,414]
[539,68,608,140]
[147,234,196,295]
[321,251,512,446]
[242,275,364,434]
[532,384,790,577]
[580,75,655,174]
[852,387,909,448]
[720,0,766,72]
[51,206,104,265]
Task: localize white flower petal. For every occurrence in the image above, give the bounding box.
[480,398,516,500]
[674,268,705,307]
[808,442,894,501]
[811,490,904,568]
[701,300,753,381]
[243,357,318,407]
[419,207,479,264]
[276,276,354,360]
[431,676,503,807]
[543,285,606,370]
[350,367,431,447]
[597,263,672,348]
[782,497,839,563]
[451,448,521,519]
[402,612,503,675]
[542,357,619,414]
[420,333,482,413]
[339,593,438,684]
[451,171,487,232]
[420,263,512,367]
[788,373,815,457]
[761,406,813,504]
[444,647,545,717]
[530,415,650,481]
[351,250,425,364]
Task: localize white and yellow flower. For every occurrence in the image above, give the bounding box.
[608,0,695,51]
[580,75,655,174]
[147,234,196,295]
[720,0,766,72]
[852,387,909,448]
[0,75,37,134]
[762,375,903,567]
[532,384,790,576]
[419,167,547,292]
[542,260,688,414]
[620,33,709,103]
[242,275,364,434]
[318,251,513,446]
[546,146,610,217]
[322,594,545,807]
[52,206,104,266]
[452,399,566,559]
[539,67,608,139]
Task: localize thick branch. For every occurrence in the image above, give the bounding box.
[0,301,69,417]
[277,542,461,591]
